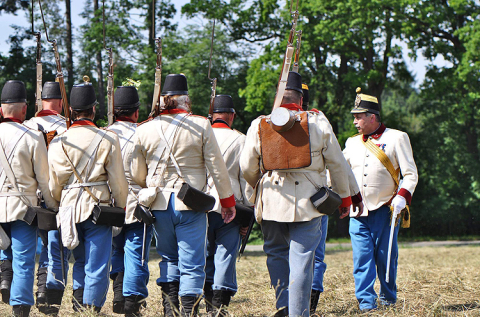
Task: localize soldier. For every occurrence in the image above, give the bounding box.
[240,72,353,317]
[131,74,236,317]
[48,79,128,312]
[107,86,153,317]
[204,95,250,316]
[0,80,58,317]
[23,81,70,313]
[343,88,418,311]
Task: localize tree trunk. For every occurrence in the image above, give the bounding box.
[65,0,73,90]
[94,0,105,120]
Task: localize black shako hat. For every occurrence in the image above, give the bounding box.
[213,95,235,113]
[41,81,62,100]
[161,74,188,96]
[114,86,140,109]
[302,83,309,110]
[70,78,98,111]
[1,80,27,104]
[285,71,303,95]
[351,87,380,115]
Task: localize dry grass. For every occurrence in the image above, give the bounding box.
[0,245,479,316]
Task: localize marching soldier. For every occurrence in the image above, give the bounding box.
[0,80,58,317]
[23,81,70,313]
[131,74,236,317]
[204,95,250,316]
[108,86,153,317]
[240,72,353,317]
[343,88,418,311]
[48,79,128,312]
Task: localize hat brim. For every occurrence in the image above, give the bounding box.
[351,107,379,115]
[161,91,189,96]
[213,108,235,113]
[1,98,27,104]
[115,101,141,109]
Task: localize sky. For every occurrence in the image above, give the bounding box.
[0,0,450,86]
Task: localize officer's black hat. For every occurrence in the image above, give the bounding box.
[41,81,62,100]
[114,86,140,109]
[213,95,235,113]
[301,83,309,110]
[285,71,303,95]
[1,80,27,104]
[351,87,380,115]
[161,74,188,96]
[70,77,98,111]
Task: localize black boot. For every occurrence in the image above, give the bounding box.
[203,282,214,315]
[160,282,180,317]
[211,290,233,317]
[180,296,200,317]
[112,272,125,314]
[274,307,288,317]
[37,289,64,315]
[310,289,321,315]
[72,288,84,312]
[35,267,48,306]
[125,295,147,317]
[12,305,31,317]
[0,259,13,304]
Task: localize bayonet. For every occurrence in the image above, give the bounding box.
[103,0,114,125]
[32,0,43,115]
[149,37,162,118]
[207,20,217,122]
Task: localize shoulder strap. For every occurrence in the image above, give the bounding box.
[64,130,107,186]
[0,124,29,190]
[363,138,400,188]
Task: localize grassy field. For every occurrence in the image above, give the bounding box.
[0,245,479,316]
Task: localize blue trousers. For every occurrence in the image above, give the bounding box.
[349,205,399,310]
[262,217,322,317]
[111,222,153,297]
[312,215,328,292]
[71,220,113,307]
[205,211,241,292]
[38,230,49,270]
[152,194,207,297]
[1,221,38,306]
[46,230,70,290]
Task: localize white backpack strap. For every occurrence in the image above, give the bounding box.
[147,113,188,185]
[64,130,107,186]
[0,124,29,191]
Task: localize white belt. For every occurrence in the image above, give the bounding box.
[0,191,37,197]
[64,181,108,190]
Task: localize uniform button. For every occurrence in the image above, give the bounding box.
[364,184,367,187]
[275,181,279,185]
[295,181,299,185]
[364,174,367,177]
[365,164,368,167]
[366,154,370,157]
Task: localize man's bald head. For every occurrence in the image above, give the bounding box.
[1,102,27,121]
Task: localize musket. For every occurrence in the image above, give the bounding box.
[103,0,114,125]
[149,37,162,118]
[272,0,300,111]
[207,20,217,122]
[38,0,71,128]
[291,30,302,73]
[238,215,255,261]
[32,0,43,115]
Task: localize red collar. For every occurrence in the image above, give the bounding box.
[280,103,303,111]
[310,108,320,113]
[36,109,59,117]
[363,123,386,142]
[212,119,231,129]
[2,117,23,123]
[161,109,189,115]
[71,119,97,128]
[115,116,136,123]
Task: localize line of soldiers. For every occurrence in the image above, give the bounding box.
[0,69,417,317]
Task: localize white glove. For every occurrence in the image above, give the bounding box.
[391,195,406,217]
[138,187,159,208]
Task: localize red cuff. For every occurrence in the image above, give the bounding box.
[397,188,412,205]
[340,196,352,208]
[220,195,236,208]
[352,192,363,204]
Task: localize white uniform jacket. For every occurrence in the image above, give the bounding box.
[24,111,67,134]
[48,121,128,223]
[0,121,58,222]
[343,124,418,214]
[207,122,251,214]
[240,108,352,223]
[107,120,139,224]
[131,112,235,211]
